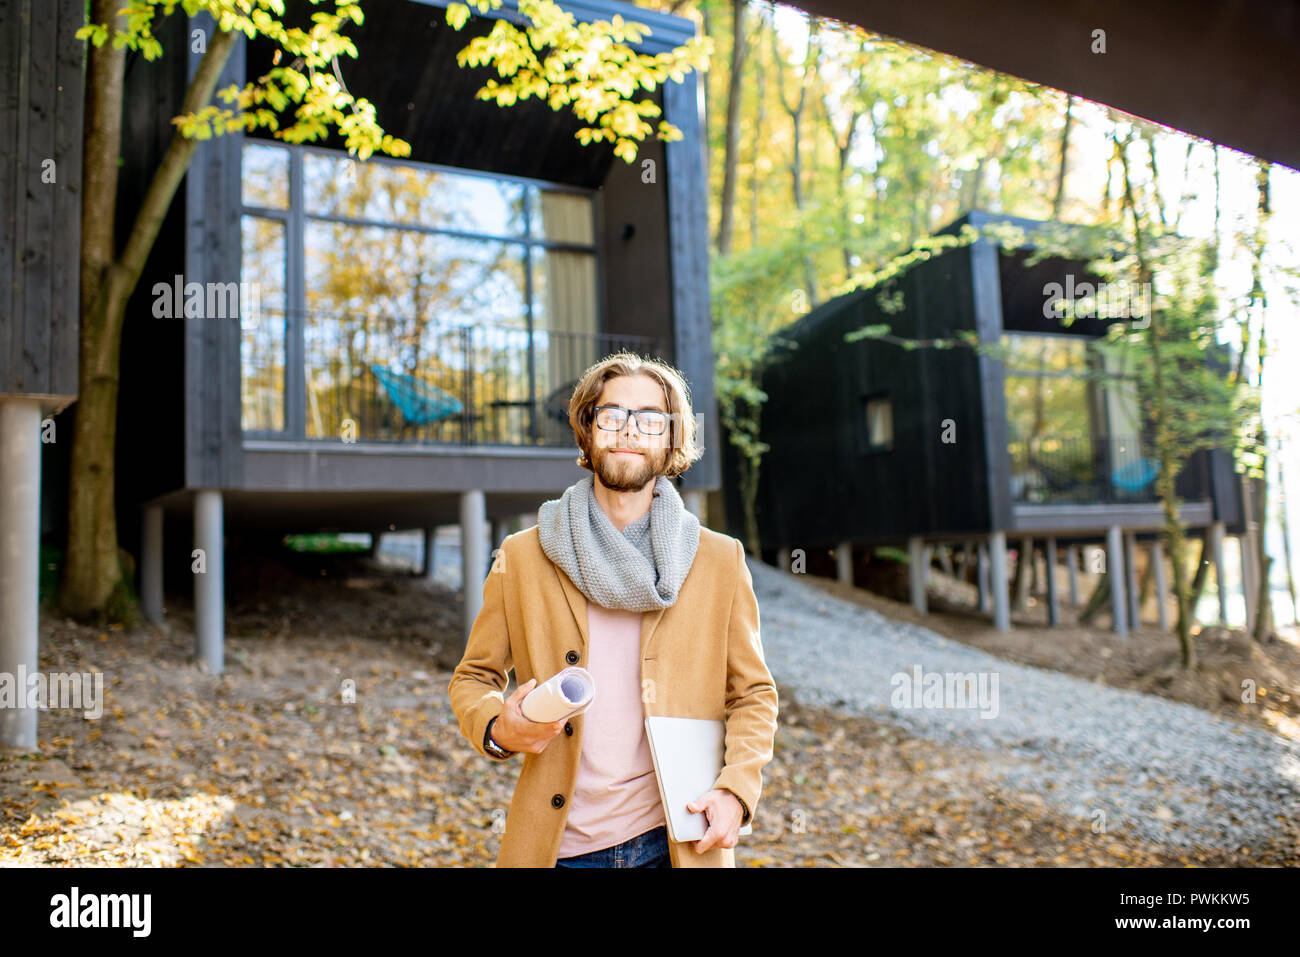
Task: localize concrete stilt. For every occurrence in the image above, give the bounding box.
[194,490,225,674]
[908,536,927,613]
[1239,534,1257,634]
[1045,537,1059,626]
[142,504,164,622]
[1066,545,1080,606]
[836,541,853,586]
[1151,537,1169,631]
[460,490,487,642]
[423,527,438,580]
[777,547,791,572]
[977,544,991,614]
[989,532,1010,631]
[1107,525,1128,637]
[1210,521,1228,625]
[0,398,43,750]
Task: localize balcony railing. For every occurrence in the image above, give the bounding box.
[243,311,661,447]
[1008,433,1163,505]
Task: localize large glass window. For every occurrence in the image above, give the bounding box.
[239,142,600,444]
[1002,332,1149,503]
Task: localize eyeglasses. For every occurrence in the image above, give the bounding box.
[593,405,669,436]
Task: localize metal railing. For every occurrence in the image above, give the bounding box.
[248,311,661,446]
[1008,433,1162,504]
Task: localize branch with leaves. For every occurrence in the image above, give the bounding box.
[446,0,712,162]
[79,0,413,160]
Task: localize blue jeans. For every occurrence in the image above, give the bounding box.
[554,826,672,868]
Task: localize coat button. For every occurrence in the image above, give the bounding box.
[552,794,565,808]
[565,650,579,664]
[564,721,573,736]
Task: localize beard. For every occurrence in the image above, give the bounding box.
[593,443,666,493]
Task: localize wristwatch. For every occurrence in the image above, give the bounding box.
[483,715,514,759]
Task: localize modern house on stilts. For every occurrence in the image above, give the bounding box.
[725,211,1251,634]
[58,0,716,673]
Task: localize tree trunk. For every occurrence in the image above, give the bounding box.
[1051,94,1073,219]
[772,12,820,307]
[1078,572,1111,625]
[1249,159,1273,643]
[62,13,238,621]
[1185,534,1209,620]
[714,0,748,256]
[1277,454,1299,624]
[1012,538,1032,611]
[1118,135,1195,668]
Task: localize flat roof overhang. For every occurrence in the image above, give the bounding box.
[785,0,1300,170]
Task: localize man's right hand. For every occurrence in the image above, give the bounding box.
[491,678,567,754]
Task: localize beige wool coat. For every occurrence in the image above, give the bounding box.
[448,521,779,867]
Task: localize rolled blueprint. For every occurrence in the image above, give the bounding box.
[521,666,596,723]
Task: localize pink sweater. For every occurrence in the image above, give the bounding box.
[555,602,667,857]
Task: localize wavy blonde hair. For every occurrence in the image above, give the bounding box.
[568,352,704,478]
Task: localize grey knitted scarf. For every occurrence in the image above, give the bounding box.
[537,473,700,612]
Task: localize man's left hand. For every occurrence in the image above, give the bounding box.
[687,789,743,854]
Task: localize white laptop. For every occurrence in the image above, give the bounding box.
[644,715,755,844]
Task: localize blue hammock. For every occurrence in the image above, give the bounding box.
[1111,457,1159,492]
[369,364,463,425]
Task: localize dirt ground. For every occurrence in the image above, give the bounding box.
[2,551,1296,867]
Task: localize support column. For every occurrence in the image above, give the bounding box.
[1045,537,1060,626]
[836,541,853,586]
[776,547,790,572]
[1210,520,1228,625]
[1066,545,1080,606]
[1239,534,1257,634]
[1124,531,1140,629]
[141,504,164,623]
[977,544,991,614]
[1107,524,1128,637]
[423,527,438,580]
[491,518,507,558]
[0,398,43,750]
[460,490,487,643]
[989,533,1010,631]
[1151,537,1169,631]
[194,490,225,674]
[908,536,927,613]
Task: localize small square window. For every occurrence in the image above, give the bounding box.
[863,395,893,452]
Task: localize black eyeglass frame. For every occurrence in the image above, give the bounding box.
[592,404,671,436]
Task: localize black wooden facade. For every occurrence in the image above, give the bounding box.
[93,0,716,555]
[0,0,82,404]
[725,210,1246,557]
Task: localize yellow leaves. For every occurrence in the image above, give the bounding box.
[446,0,711,163]
[447,3,471,31]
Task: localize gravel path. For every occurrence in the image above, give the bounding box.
[750,557,1300,852]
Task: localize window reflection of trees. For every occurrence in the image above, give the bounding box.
[240,142,604,445]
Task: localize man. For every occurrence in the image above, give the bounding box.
[448,352,779,868]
